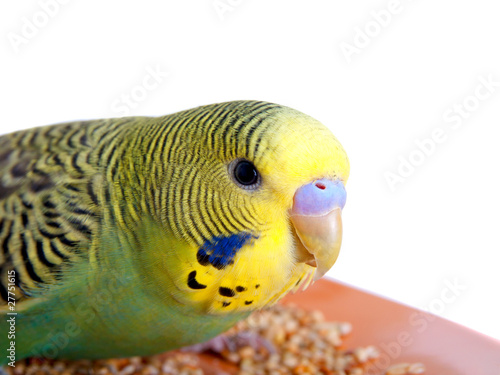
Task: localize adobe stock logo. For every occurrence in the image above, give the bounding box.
[384,74,499,192]
[110,64,170,117]
[7,0,71,54]
[339,0,412,63]
[212,0,244,21]
[364,277,466,374]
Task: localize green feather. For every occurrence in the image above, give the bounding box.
[0,100,349,364]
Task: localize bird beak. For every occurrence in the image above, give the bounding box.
[290,179,346,281]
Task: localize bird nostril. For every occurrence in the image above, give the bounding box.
[314,181,326,190]
[315,182,326,190]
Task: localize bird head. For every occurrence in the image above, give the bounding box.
[137,101,349,315]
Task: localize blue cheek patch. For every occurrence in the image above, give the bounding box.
[197,232,255,270]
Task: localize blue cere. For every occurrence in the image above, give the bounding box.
[293,179,346,216]
[197,232,255,270]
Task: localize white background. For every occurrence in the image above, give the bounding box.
[1,1,499,341]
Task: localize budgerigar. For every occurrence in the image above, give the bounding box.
[0,101,349,364]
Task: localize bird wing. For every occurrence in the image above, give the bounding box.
[0,121,103,309]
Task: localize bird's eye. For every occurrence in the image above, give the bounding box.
[231,159,261,189]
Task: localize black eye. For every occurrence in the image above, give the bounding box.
[232,159,260,188]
